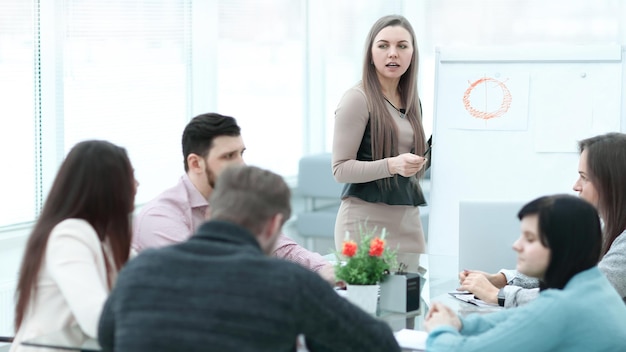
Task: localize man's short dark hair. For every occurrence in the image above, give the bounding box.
[181,113,241,172]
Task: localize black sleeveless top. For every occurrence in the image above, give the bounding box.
[340,119,427,206]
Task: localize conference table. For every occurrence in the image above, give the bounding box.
[379,274,502,351]
[374,253,502,342]
[20,255,501,351]
[21,325,100,352]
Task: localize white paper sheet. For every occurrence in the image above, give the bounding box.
[394,329,427,351]
[443,69,529,131]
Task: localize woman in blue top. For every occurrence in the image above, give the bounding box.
[425,194,626,351]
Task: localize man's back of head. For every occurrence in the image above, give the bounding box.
[210,165,292,254]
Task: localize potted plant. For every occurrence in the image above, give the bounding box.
[335,225,397,314]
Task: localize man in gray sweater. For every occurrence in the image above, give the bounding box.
[98,165,400,352]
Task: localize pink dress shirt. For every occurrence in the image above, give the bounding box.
[132,175,328,272]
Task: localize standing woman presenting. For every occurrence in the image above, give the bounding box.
[333,15,429,271]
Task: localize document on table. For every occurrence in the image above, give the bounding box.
[448,291,498,307]
[394,329,427,351]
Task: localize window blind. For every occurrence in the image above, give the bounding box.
[61,0,192,205]
[0,0,36,226]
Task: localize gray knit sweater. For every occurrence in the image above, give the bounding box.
[98,220,400,352]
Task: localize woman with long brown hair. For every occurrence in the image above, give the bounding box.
[11,140,136,351]
[332,15,428,271]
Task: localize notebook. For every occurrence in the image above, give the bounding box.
[448,291,499,308]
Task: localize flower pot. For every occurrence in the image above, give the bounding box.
[345,283,379,314]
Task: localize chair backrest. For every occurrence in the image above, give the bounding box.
[458,201,524,273]
[295,153,343,249]
[297,153,343,199]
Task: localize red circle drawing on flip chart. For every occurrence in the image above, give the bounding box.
[462,77,512,120]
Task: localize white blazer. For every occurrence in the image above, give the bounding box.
[10,219,115,352]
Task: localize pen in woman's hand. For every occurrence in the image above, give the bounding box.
[423,145,432,157]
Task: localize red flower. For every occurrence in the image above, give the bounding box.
[368,237,385,257]
[342,240,358,257]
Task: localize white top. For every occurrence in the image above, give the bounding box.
[11,219,115,352]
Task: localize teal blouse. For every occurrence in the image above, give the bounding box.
[427,267,626,351]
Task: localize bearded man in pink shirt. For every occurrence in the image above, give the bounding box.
[132,112,335,283]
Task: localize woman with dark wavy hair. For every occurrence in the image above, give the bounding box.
[425,195,626,351]
[11,140,136,352]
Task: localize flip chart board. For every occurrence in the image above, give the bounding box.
[428,45,623,278]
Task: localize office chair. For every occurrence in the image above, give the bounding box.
[295,153,344,251]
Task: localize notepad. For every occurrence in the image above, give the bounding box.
[394,329,427,351]
[448,292,498,307]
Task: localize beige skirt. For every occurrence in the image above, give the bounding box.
[334,196,426,272]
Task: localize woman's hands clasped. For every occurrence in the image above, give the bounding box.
[424,302,462,332]
[387,153,427,177]
[457,270,507,305]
